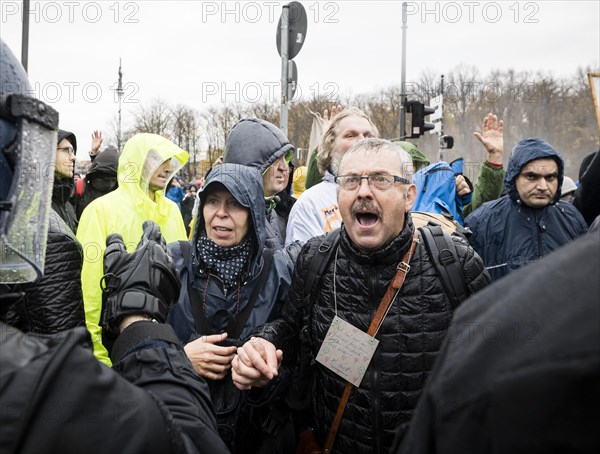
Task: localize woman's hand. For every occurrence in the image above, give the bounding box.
[232,337,282,390]
[184,333,237,380]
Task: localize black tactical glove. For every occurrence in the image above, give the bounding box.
[101,221,181,337]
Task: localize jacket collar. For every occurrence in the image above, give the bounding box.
[52,177,73,205]
[340,214,415,266]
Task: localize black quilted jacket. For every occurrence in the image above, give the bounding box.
[255,218,490,453]
[4,210,85,334]
[0,322,229,453]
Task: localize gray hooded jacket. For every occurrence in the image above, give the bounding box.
[224,118,295,249]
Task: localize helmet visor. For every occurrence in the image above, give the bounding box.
[0,95,58,283]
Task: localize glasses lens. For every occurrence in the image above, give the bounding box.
[370,175,392,190]
[58,147,75,156]
[343,176,358,190]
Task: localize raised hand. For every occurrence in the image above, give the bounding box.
[90,130,103,157]
[322,104,343,131]
[473,113,504,164]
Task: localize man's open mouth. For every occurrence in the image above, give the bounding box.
[356,212,379,226]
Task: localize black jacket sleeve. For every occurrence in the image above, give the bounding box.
[573,151,600,225]
[0,323,230,454]
[253,240,313,355]
[6,210,86,334]
[113,322,230,454]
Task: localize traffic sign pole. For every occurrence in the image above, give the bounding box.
[279,5,289,134]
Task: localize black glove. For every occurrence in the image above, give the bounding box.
[101,221,181,336]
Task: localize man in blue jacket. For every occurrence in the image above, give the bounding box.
[465,138,587,281]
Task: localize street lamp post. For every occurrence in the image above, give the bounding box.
[116,59,124,152]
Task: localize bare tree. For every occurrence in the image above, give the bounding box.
[131,98,172,135]
[171,104,202,180]
[115,67,598,184]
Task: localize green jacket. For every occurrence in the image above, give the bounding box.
[77,134,189,365]
[305,147,323,190]
[463,161,506,217]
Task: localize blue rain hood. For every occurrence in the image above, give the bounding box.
[505,138,564,204]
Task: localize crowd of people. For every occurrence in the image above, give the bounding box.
[1,37,599,454]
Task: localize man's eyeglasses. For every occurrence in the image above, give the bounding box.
[57,146,76,156]
[335,174,410,191]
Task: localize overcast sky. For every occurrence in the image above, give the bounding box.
[1,1,598,158]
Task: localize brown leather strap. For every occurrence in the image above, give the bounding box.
[323,231,419,453]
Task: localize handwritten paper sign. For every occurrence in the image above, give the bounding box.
[316,315,379,387]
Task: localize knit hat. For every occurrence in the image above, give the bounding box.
[393,140,430,169]
[561,176,577,196]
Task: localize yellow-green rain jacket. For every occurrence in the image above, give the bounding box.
[77,134,189,365]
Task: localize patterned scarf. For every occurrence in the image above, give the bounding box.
[197,233,252,289]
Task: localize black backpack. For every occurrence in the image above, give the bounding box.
[286,224,468,417]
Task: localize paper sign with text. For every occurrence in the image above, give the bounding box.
[316,316,379,387]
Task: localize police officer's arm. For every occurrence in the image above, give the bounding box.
[101,220,229,453]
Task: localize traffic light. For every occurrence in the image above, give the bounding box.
[440,134,454,149]
[404,100,435,138]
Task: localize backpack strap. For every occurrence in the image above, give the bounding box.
[302,228,342,318]
[285,229,342,412]
[418,224,468,309]
[180,240,274,339]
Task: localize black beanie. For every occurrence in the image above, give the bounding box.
[57,129,77,152]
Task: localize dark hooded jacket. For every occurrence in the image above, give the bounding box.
[465,138,587,281]
[52,129,78,233]
[167,164,300,450]
[0,320,228,454]
[573,150,600,226]
[223,118,295,249]
[396,230,600,454]
[75,145,119,219]
[254,216,490,453]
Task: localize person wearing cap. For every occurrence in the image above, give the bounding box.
[77,133,189,366]
[223,118,295,250]
[560,176,577,203]
[465,138,588,281]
